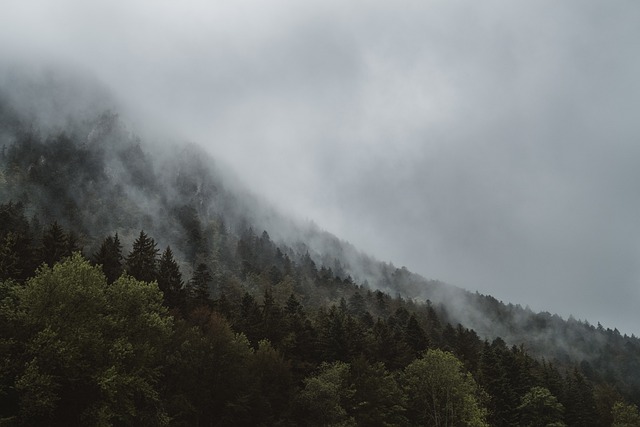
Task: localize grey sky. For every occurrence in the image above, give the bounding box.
[2,0,640,334]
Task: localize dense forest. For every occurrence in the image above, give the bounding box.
[1,77,640,426]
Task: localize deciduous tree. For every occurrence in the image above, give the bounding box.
[402,349,489,427]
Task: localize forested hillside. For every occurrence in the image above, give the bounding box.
[1,76,640,426]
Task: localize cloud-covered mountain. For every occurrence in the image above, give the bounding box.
[2,67,640,419]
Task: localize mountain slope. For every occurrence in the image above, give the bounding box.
[1,68,640,425]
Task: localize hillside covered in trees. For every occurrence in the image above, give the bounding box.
[1,73,640,426]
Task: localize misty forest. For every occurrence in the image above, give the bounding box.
[0,69,639,427]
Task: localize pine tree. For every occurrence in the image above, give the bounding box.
[125,230,158,283]
[93,233,123,284]
[39,222,70,267]
[0,202,35,281]
[188,262,212,303]
[405,314,428,356]
[0,232,24,281]
[237,292,263,345]
[157,246,184,308]
[261,288,284,345]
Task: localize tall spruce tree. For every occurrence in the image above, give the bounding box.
[125,230,158,283]
[39,222,71,267]
[93,233,123,284]
[188,262,212,303]
[157,246,184,308]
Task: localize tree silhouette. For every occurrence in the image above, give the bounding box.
[125,230,158,283]
[93,233,123,284]
[157,246,184,308]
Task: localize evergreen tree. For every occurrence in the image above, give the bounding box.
[92,233,123,284]
[348,291,367,317]
[405,313,428,356]
[562,368,598,427]
[157,246,184,309]
[39,222,71,267]
[125,230,158,283]
[188,262,212,303]
[237,292,263,345]
[349,357,407,426]
[0,202,35,281]
[261,288,284,345]
[477,340,520,427]
[0,232,26,281]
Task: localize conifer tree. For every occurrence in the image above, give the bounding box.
[0,202,35,281]
[157,246,184,308]
[93,233,123,284]
[405,313,428,356]
[188,262,212,303]
[125,230,158,283]
[39,222,70,267]
[0,233,25,281]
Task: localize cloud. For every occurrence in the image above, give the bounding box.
[2,0,640,334]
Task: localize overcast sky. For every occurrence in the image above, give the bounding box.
[2,0,640,335]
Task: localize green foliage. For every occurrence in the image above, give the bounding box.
[156,246,184,309]
[187,262,212,303]
[92,233,123,284]
[348,357,407,426]
[164,308,257,426]
[518,386,566,427]
[2,102,640,425]
[125,230,159,283]
[402,349,489,427]
[1,253,172,425]
[612,401,640,427]
[296,361,356,427]
[38,221,73,268]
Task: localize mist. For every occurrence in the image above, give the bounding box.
[2,0,640,335]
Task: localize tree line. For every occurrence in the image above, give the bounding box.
[1,207,640,425]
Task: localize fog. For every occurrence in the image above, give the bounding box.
[2,0,640,335]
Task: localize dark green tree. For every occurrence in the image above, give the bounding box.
[0,232,26,281]
[405,313,428,356]
[348,291,367,317]
[261,288,284,345]
[562,368,598,427]
[163,311,254,426]
[92,233,123,284]
[349,357,407,426]
[125,230,158,283]
[237,292,263,345]
[247,340,294,424]
[188,262,212,303]
[39,222,71,267]
[157,246,184,308]
[1,254,172,425]
[0,202,35,281]
[477,340,519,426]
